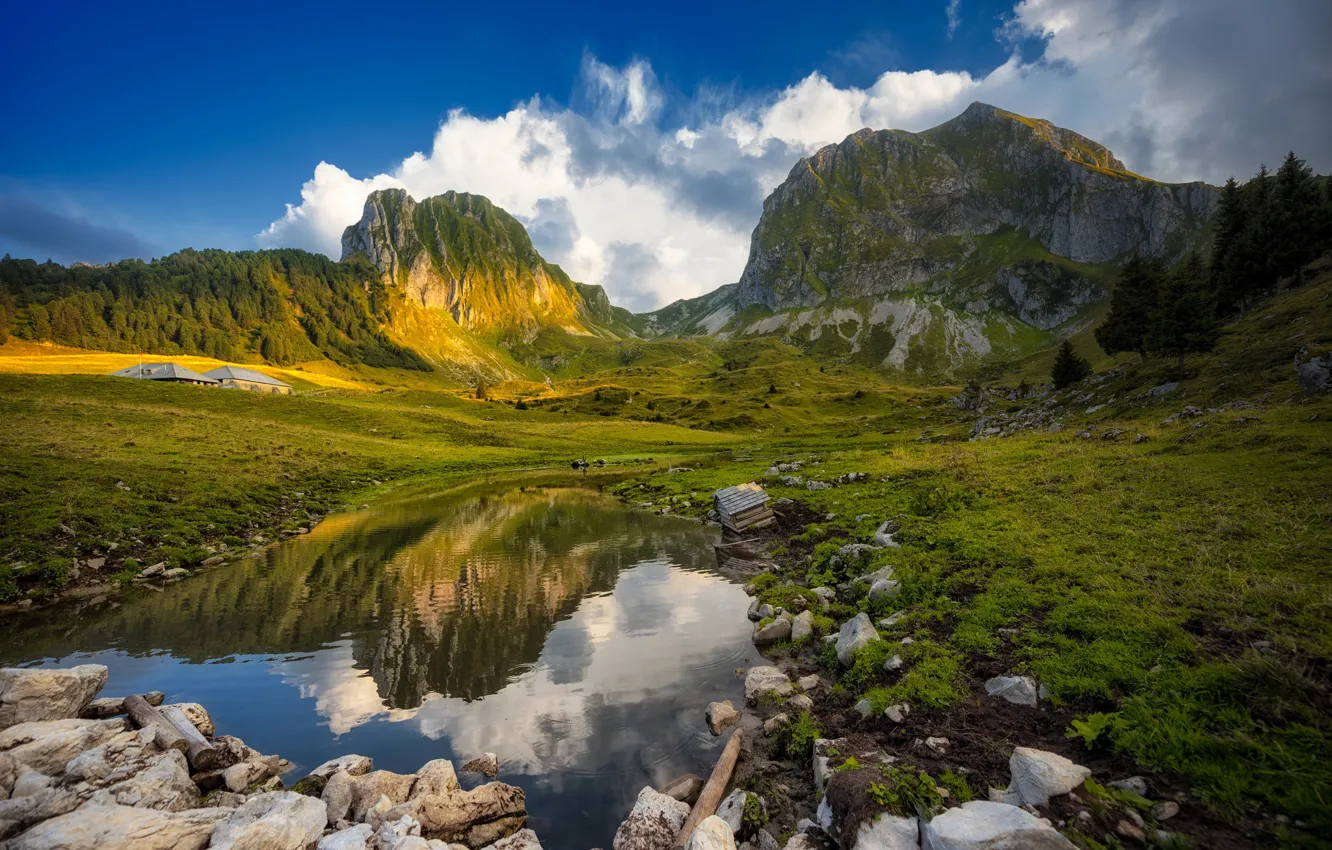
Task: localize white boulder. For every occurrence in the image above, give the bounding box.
[0,718,126,775]
[210,791,328,850]
[835,614,879,666]
[743,667,793,704]
[687,815,737,850]
[486,828,543,850]
[920,800,1075,849]
[311,754,375,781]
[853,813,918,850]
[984,676,1038,707]
[706,702,739,736]
[1005,747,1091,807]
[790,611,814,643]
[0,665,108,729]
[613,786,690,850]
[8,804,231,850]
[318,822,374,850]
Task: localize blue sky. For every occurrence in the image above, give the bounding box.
[2,0,1329,309]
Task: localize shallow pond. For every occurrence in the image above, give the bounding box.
[0,476,757,849]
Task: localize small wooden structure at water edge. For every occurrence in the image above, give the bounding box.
[713,482,774,533]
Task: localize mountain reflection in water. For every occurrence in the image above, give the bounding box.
[0,480,756,850]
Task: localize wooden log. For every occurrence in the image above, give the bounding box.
[161,705,221,770]
[123,694,188,757]
[80,691,164,719]
[675,727,743,850]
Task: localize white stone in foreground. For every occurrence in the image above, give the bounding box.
[984,676,1038,707]
[311,754,374,780]
[743,667,793,704]
[921,800,1075,849]
[853,812,918,850]
[210,790,327,850]
[835,614,879,666]
[484,827,543,850]
[0,718,126,775]
[317,822,374,850]
[1006,747,1091,807]
[7,803,231,850]
[688,815,737,850]
[0,665,108,729]
[613,786,690,850]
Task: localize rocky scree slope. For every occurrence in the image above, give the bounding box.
[723,102,1218,375]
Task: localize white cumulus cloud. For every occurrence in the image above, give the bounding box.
[258,0,1332,312]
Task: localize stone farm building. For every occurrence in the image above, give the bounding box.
[203,366,294,395]
[106,362,219,386]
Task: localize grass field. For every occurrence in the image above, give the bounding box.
[1,268,1330,845]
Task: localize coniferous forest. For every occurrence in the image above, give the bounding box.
[0,248,431,370]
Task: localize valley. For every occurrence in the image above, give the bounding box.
[1,100,1330,850]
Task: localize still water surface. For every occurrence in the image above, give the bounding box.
[0,477,756,849]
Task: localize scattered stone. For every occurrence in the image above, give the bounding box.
[1296,353,1331,393]
[868,579,901,603]
[884,704,909,724]
[746,599,762,622]
[1147,382,1179,397]
[7,803,232,850]
[413,760,461,799]
[790,611,814,643]
[462,753,499,778]
[755,604,775,620]
[211,791,327,850]
[416,782,526,847]
[899,637,913,646]
[788,694,813,712]
[706,702,739,736]
[688,815,738,850]
[811,739,846,794]
[1152,801,1180,821]
[744,667,793,704]
[1133,433,1150,444]
[852,812,917,850]
[716,790,759,837]
[1107,777,1148,797]
[1005,747,1091,807]
[763,714,790,736]
[87,749,198,811]
[878,612,905,629]
[872,521,900,548]
[489,827,543,850]
[1115,819,1146,842]
[883,655,904,673]
[921,800,1075,849]
[318,822,375,850]
[983,676,1038,707]
[658,775,704,806]
[924,737,949,755]
[163,568,189,579]
[140,563,165,578]
[797,675,820,692]
[835,614,879,666]
[0,718,127,775]
[753,619,791,645]
[223,756,280,793]
[612,786,689,850]
[311,754,375,781]
[0,665,108,728]
[806,481,832,491]
[1101,429,1125,441]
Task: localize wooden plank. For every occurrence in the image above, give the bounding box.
[123,694,188,756]
[161,705,221,770]
[675,728,743,850]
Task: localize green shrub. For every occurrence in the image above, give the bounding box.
[867,767,943,818]
[782,711,820,761]
[747,574,779,595]
[0,566,18,602]
[938,769,974,803]
[841,639,891,693]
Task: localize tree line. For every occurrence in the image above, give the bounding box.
[1053,152,1331,386]
[0,248,431,371]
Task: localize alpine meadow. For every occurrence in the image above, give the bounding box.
[2,5,1331,850]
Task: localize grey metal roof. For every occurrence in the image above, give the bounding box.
[107,362,219,383]
[202,366,291,388]
[713,482,770,516]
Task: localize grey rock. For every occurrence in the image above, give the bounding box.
[756,604,775,620]
[211,791,328,850]
[658,774,704,805]
[7,804,231,850]
[1107,777,1147,797]
[883,655,904,673]
[87,750,198,811]
[984,675,1038,707]
[920,800,1075,849]
[872,522,901,548]
[797,674,820,692]
[688,815,738,850]
[788,694,813,712]
[790,611,815,643]
[312,754,375,781]
[716,789,757,836]
[706,702,739,736]
[0,665,108,728]
[612,786,690,850]
[763,714,790,736]
[855,699,875,719]
[1152,801,1179,821]
[868,579,901,603]
[462,753,499,778]
[744,667,793,704]
[413,760,461,799]
[415,782,526,847]
[318,823,375,850]
[884,704,910,723]
[140,563,165,577]
[753,618,791,645]
[1005,747,1091,806]
[835,614,879,666]
[1147,381,1180,397]
[1297,354,1331,394]
[0,717,126,775]
[852,813,918,850]
[486,827,543,850]
[806,481,832,491]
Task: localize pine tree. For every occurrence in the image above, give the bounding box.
[1236,164,1276,310]
[1095,254,1162,359]
[1150,252,1217,376]
[1271,151,1324,286]
[1051,340,1091,389]
[1209,177,1248,315]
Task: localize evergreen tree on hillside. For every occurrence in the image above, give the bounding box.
[1095,254,1162,359]
[1235,164,1276,311]
[1051,340,1091,389]
[1271,152,1324,286]
[1150,252,1217,375]
[1209,177,1249,315]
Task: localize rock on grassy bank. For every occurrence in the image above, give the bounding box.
[0,664,534,850]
